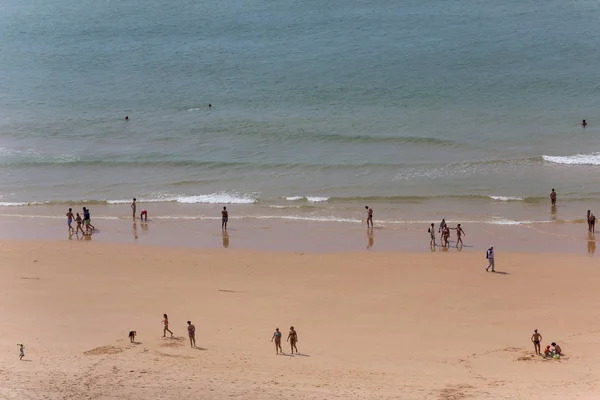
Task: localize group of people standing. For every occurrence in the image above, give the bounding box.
[66,207,95,236]
[428,219,466,248]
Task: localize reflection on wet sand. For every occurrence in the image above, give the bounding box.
[141,222,149,233]
[133,222,138,240]
[367,227,374,249]
[222,230,230,248]
[550,205,557,221]
[588,232,596,255]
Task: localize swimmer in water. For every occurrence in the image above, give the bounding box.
[582,119,588,128]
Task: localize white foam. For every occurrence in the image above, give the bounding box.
[543,153,600,166]
[489,196,524,201]
[0,201,47,207]
[284,196,330,203]
[285,196,304,201]
[306,197,329,203]
[177,193,257,204]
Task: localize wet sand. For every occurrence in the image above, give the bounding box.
[1,241,600,399]
[0,206,597,255]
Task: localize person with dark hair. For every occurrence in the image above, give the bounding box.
[131,198,137,219]
[550,189,557,206]
[129,330,137,343]
[66,208,74,233]
[451,224,466,247]
[271,328,283,354]
[428,223,436,246]
[485,246,495,272]
[531,329,542,355]
[221,207,228,230]
[287,326,299,354]
[187,321,196,348]
[162,314,173,337]
[365,206,373,228]
[582,119,587,128]
[551,342,563,355]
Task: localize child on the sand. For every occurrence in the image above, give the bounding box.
[18,343,24,360]
[544,345,551,357]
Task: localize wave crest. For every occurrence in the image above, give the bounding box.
[543,153,600,166]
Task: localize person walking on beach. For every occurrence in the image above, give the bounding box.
[18,343,24,360]
[428,223,436,246]
[439,218,446,243]
[187,321,196,348]
[365,206,373,228]
[82,207,95,233]
[485,246,495,272]
[272,328,283,354]
[75,213,86,235]
[221,207,228,230]
[531,329,542,355]
[162,314,173,338]
[131,198,137,219]
[451,224,466,247]
[550,189,557,206]
[66,208,75,233]
[442,225,450,248]
[287,326,299,354]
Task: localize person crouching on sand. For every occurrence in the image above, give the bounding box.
[140,209,147,221]
[272,328,283,354]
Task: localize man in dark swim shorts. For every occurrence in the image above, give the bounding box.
[531,329,542,355]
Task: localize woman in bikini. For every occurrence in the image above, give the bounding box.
[162,314,173,337]
[287,326,299,354]
[271,328,283,354]
[75,213,86,235]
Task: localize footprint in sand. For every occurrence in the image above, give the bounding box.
[84,346,123,356]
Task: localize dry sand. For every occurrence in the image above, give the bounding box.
[1,240,600,399]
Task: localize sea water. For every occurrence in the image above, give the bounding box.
[2,0,600,225]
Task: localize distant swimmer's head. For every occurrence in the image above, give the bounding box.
[208,104,212,108]
[125,116,129,120]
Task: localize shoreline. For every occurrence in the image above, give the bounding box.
[0,207,596,255]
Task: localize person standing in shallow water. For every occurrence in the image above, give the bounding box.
[550,189,557,206]
[451,224,466,247]
[365,206,373,228]
[131,198,137,219]
[221,206,228,230]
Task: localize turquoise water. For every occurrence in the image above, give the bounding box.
[2,0,600,222]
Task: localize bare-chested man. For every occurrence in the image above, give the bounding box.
[451,224,466,247]
[550,189,557,206]
[590,212,596,234]
[439,218,446,243]
[531,329,542,355]
[66,208,75,233]
[287,326,299,354]
[365,206,373,228]
[187,321,196,348]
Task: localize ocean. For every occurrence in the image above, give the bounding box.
[2,0,600,226]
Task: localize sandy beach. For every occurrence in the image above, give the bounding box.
[2,240,600,399]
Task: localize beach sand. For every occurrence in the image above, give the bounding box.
[2,240,600,399]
